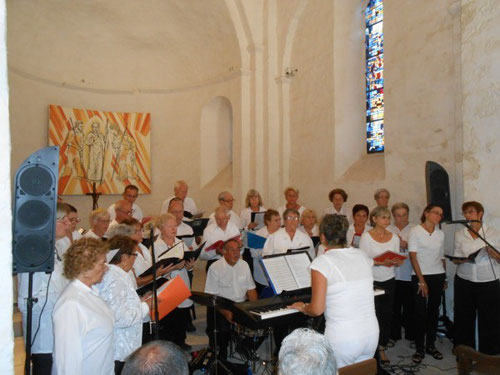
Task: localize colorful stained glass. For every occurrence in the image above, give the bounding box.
[366,0,384,153]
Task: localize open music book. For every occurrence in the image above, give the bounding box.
[260,251,312,295]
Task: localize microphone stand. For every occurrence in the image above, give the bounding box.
[149,225,160,340]
[460,222,500,255]
[24,272,36,375]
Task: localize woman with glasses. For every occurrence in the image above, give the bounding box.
[452,201,500,355]
[98,235,154,375]
[263,208,315,260]
[408,204,446,364]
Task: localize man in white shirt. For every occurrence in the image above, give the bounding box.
[201,206,241,270]
[160,180,197,218]
[204,239,257,360]
[107,199,133,233]
[108,184,144,222]
[207,191,243,230]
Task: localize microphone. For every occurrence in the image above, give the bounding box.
[443,219,482,224]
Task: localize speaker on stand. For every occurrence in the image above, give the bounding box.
[12,146,59,375]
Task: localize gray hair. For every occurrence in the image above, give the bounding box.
[278,328,337,375]
[122,340,188,375]
[106,224,135,239]
[89,208,110,225]
[374,188,390,200]
[157,213,176,229]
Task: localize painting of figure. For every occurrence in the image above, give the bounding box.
[48,104,151,195]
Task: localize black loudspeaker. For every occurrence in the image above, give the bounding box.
[425,161,452,222]
[13,146,59,274]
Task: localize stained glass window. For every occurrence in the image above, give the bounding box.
[365,0,384,153]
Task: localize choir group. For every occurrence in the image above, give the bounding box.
[17,181,500,374]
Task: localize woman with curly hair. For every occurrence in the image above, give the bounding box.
[98,235,154,374]
[52,238,114,375]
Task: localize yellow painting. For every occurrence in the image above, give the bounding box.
[48,104,151,195]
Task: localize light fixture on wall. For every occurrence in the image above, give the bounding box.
[285,67,298,78]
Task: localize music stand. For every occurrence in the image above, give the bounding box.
[191,291,233,374]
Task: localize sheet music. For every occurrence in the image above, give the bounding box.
[286,253,311,289]
[251,212,266,230]
[261,256,298,294]
[182,236,194,248]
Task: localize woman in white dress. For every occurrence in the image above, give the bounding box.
[359,206,403,366]
[98,235,153,374]
[289,214,379,368]
[52,238,115,375]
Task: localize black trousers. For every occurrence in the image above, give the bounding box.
[454,275,500,355]
[31,353,52,375]
[374,278,395,348]
[206,308,232,360]
[159,307,188,346]
[391,280,415,341]
[412,273,445,349]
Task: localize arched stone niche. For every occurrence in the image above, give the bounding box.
[200,96,233,187]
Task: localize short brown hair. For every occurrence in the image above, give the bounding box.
[264,209,280,224]
[462,201,484,215]
[420,204,442,223]
[106,235,138,264]
[328,188,348,202]
[63,238,107,280]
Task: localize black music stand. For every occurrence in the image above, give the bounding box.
[191,291,233,374]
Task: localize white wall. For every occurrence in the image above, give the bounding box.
[0,0,13,372]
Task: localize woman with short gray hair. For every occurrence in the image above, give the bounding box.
[289,215,379,368]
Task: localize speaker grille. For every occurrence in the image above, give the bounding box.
[19,166,52,196]
[17,200,52,229]
[14,235,52,268]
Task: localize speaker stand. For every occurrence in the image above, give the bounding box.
[24,272,37,375]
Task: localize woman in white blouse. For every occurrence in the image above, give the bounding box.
[240,189,266,230]
[359,206,402,366]
[154,213,195,351]
[98,235,153,374]
[324,188,352,223]
[52,238,115,375]
[84,208,110,239]
[263,208,315,260]
[299,208,319,237]
[408,204,446,364]
[277,187,306,218]
[290,215,379,368]
[249,209,282,293]
[452,201,500,355]
[347,204,372,248]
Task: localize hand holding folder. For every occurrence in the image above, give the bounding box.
[373,251,407,266]
[147,275,191,320]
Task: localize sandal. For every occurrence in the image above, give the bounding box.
[425,346,443,360]
[412,348,425,364]
[378,349,390,366]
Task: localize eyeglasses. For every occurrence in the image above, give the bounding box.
[131,252,139,257]
[429,210,443,217]
[285,216,299,221]
[117,209,133,215]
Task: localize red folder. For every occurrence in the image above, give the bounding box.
[150,275,191,320]
[373,251,408,263]
[204,235,241,252]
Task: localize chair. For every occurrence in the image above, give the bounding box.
[338,358,377,375]
[455,345,500,375]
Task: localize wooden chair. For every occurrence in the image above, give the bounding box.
[455,345,500,375]
[338,358,377,375]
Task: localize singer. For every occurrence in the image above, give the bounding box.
[452,201,500,355]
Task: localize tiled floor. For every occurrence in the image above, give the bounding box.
[14,261,459,374]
